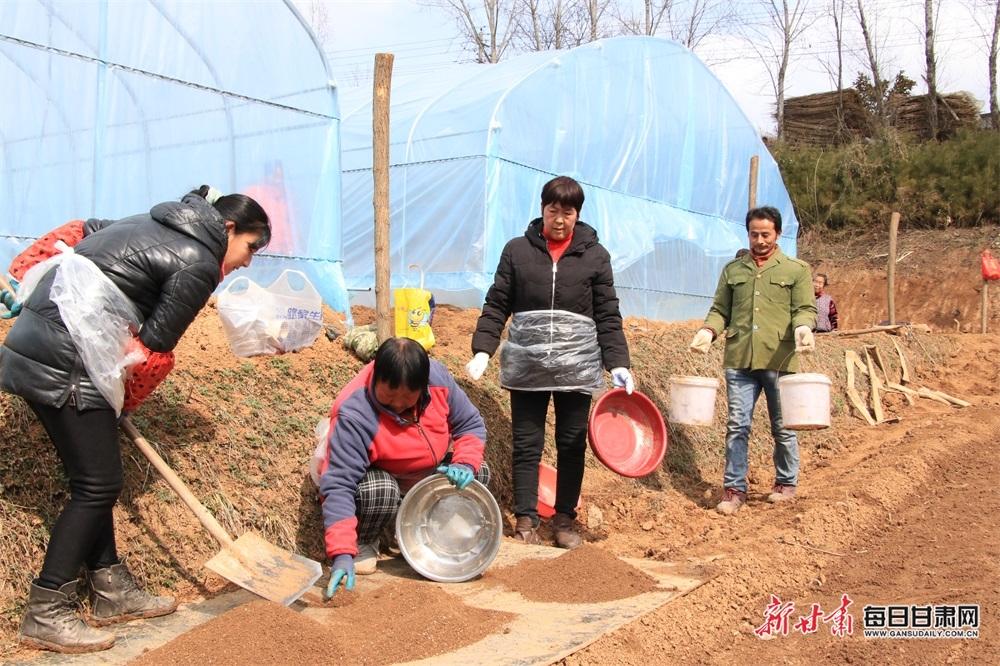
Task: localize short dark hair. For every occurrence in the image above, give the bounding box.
[745,206,783,234]
[816,273,829,286]
[735,248,750,259]
[189,185,272,251]
[373,337,430,391]
[541,176,585,214]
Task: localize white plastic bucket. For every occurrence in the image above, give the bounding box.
[667,376,720,426]
[777,373,832,431]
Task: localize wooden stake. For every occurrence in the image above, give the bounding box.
[887,212,900,326]
[983,280,990,334]
[748,155,759,209]
[373,53,394,344]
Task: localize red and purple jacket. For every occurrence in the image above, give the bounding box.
[317,360,486,558]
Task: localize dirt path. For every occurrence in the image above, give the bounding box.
[563,335,1000,665]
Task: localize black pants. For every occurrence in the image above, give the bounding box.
[510,390,592,522]
[28,401,122,588]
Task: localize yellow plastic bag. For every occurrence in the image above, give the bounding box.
[394,265,435,350]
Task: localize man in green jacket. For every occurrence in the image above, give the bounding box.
[690,206,817,515]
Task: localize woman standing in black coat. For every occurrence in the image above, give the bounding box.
[466,176,632,549]
[0,186,269,653]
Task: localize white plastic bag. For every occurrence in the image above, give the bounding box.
[48,245,145,414]
[217,270,324,357]
[308,416,331,487]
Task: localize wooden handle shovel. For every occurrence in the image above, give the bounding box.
[120,417,322,605]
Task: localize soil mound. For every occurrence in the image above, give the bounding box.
[130,600,344,665]
[321,580,514,664]
[132,580,514,665]
[487,544,659,603]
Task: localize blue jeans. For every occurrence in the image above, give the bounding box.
[723,368,799,492]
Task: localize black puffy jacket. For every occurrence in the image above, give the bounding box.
[0,194,227,410]
[471,218,630,370]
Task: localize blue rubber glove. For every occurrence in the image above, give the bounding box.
[436,463,475,490]
[1,278,20,319]
[324,554,355,600]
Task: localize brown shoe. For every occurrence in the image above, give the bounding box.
[767,484,797,503]
[19,581,115,654]
[513,516,541,545]
[87,563,177,626]
[550,513,582,550]
[715,488,747,515]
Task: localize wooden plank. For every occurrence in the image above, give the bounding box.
[847,388,878,425]
[885,382,917,406]
[748,155,759,209]
[916,387,952,406]
[845,350,869,376]
[870,345,892,384]
[891,338,911,384]
[864,348,886,422]
[845,352,876,425]
[928,389,972,408]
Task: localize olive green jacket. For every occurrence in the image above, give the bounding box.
[703,249,817,372]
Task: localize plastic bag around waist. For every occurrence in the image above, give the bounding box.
[217,269,323,357]
[41,245,144,414]
[499,310,604,393]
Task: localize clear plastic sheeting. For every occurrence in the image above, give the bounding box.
[49,248,144,415]
[339,37,799,320]
[499,310,604,393]
[0,0,348,315]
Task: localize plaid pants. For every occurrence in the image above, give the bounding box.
[355,462,492,545]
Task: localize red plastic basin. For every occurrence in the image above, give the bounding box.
[588,388,668,478]
[536,462,580,519]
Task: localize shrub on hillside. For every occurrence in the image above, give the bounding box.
[771,130,1000,230]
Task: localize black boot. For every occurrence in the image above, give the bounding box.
[550,512,582,550]
[87,563,177,626]
[19,580,115,654]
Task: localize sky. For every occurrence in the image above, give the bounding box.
[294,0,995,135]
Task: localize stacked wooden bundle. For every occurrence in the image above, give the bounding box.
[780,89,869,145]
[890,91,982,137]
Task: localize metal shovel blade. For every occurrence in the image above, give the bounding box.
[205,532,322,606]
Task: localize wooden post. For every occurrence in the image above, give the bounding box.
[748,155,759,209]
[887,212,900,325]
[983,280,990,334]
[373,53,394,344]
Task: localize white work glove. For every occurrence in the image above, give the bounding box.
[689,328,714,354]
[794,326,815,353]
[610,367,634,394]
[465,352,490,380]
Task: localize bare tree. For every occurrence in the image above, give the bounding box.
[965,0,1000,129]
[616,1,735,51]
[854,0,886,122]
[429,0,518,63]
[924,0,939,139]
[993,0,1000,129]
[744,0,815,140]
[513,0,570,51]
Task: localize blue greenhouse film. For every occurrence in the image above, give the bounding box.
[337,36,798,319]
[0,0,347,315]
